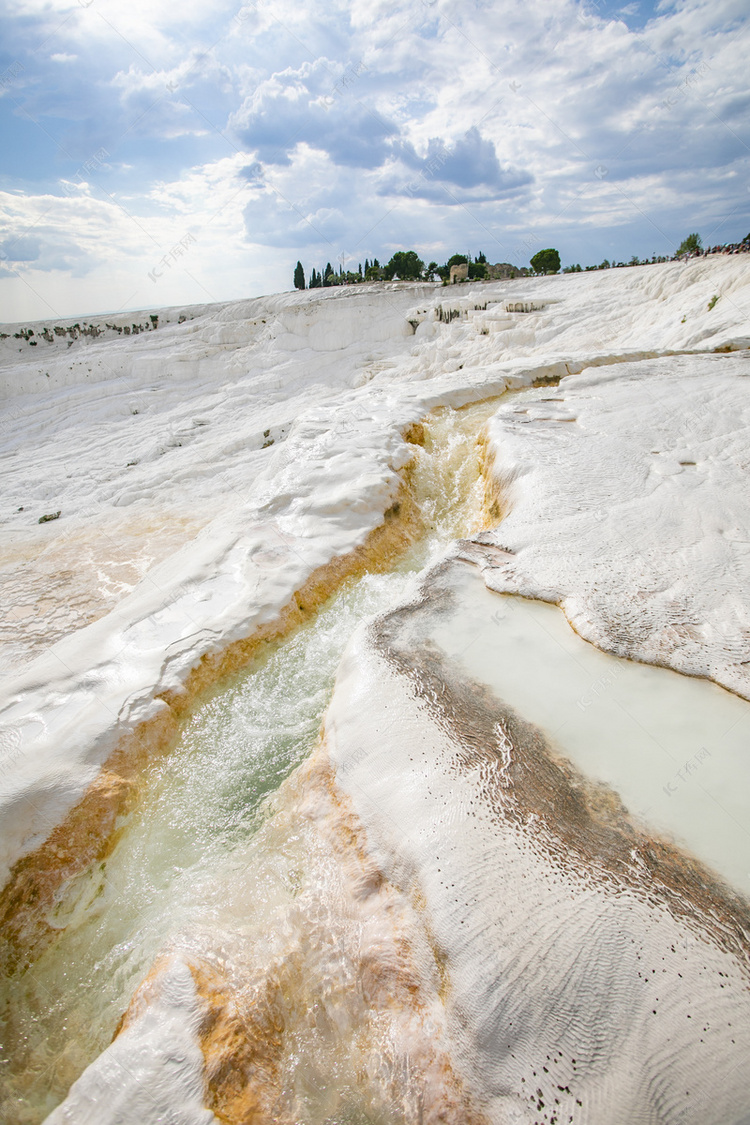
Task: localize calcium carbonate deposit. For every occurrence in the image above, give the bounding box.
[1,257,750,1124]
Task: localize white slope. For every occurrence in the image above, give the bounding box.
[480,351,750,698]
[0,259,748,890]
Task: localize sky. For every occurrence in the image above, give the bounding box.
[0,0,748,320]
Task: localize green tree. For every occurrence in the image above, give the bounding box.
[323,262,334,287]
[294,260,305,290]
[445,253,468,271]
[468,259,487,279]
[530,248,560,274]
[676,232,702,255]
[384,250,424,280]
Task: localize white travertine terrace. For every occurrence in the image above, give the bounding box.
[1,256,750,1123]
[480,353,750,698]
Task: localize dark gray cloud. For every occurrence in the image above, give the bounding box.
[420,128,515,189]
[390,127,533,202]
[231,59,398,168]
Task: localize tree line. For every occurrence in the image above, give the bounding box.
[293,232,750,289]
[294,250,494,289]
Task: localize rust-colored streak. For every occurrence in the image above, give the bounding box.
[475,427,509,526]
[402,421,426,446]
[192,962,291,1125]
[177,751,489,1125]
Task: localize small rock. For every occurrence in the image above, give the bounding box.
[38,511,61,524]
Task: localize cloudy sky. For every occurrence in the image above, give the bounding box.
[0,0,748,319]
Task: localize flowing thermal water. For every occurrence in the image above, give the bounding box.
[0,400,496,1124]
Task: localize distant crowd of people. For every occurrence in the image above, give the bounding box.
[700,236,750,256]
[677,236,750,261]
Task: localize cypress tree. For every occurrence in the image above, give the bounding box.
[293,260,305,289]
